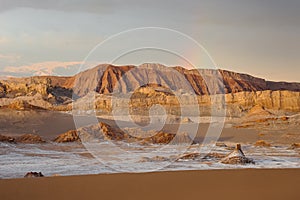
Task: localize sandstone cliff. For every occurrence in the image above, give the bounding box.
[87,89,300,117]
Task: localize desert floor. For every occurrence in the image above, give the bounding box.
[0,169,299,200]
[1,109,298,145]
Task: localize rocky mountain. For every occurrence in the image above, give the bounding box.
[1,63,300,98]
[0,63,299,114]
[71,63,300,97]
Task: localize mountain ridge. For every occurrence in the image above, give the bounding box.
[0,63,299,106]
[71,63,300,96]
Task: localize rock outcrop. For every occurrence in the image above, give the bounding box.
[0,76,73,106]
[245,105,274,118]
[76,121,181,144]
[254,140,271,147]
[54,130,81,143]
[99,122,127,141]
[143,131,175,144]
[0,134,15,143]
[1,99,45,111]
[288,143,300,149]
[16,134,45,144]
[221,144,255,165]
[0,134,45,144]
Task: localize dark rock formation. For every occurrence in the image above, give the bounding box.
[24,172,44,178]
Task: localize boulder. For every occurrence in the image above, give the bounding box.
[24,172,44,178]
[221,144,255,165]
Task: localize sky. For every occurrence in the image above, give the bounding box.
[0,0,299,82]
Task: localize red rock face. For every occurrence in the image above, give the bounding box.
[70,64,300,97]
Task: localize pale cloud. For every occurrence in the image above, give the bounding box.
[3,61,83,76]
[0,0,114,14]
[0,53,21,62]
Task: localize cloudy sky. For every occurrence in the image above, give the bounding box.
[0,0,299,81]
